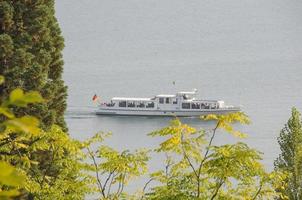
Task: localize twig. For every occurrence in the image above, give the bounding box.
[210,178,225,200]
[180,132,198,179]
[115,175,123,197]
[107,172,118,197]
[87,147,105,198]
[140,178,155,200]
[103,168,117,194]
[196,122,220,197]
[252,184,262,200]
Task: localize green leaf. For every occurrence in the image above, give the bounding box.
[0,75,4,85]
[0,162,14,176]
[9,88,24,104]
[23,91,44,103]
[0,107,15,118]
[0,161,25,187]
[4,116,41,135]
[0,189,20,198]
[9,89,43,107]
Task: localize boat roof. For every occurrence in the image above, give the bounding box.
[155,94,176,98]
[112,97,152,101]
[177,89,198,95]
[177,91,197,95]
[110,89,212,102]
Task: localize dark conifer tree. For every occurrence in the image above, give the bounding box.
[0,0,67,130]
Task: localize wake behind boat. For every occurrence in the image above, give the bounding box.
[93,89,240,117]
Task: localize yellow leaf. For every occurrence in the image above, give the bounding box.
[0,75,4,85]
[0,107,15,118]
[9,88,24,103]
[15,142,28,148]
[5,116,41,135]
[0,161,25,187]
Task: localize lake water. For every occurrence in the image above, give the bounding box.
[55,0,302,193]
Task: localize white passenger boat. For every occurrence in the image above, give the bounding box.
[94,89,240,116]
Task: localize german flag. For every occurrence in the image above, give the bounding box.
[92,94,99,102]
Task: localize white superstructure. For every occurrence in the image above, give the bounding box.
[95,89,240,116]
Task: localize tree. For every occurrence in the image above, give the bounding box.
[275,107,302,200]
[0,76,92,199]
[144,113,284,200]
[0,75,287,200]
[85,132,150,199]
[0,0,67,130]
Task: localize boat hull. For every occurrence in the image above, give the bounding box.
[95,108,240,117]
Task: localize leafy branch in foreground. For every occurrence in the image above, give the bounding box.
[144,113,285,200]
[0,161,25,199]
[0,75,43,199]
[0,76,92,199]
[84,132,150,200]
[0,74,288,200]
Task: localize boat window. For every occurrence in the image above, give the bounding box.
[137,102,145,108]
[107,102,115,107]
[210,103,217,109]
[127,101,135,107]
[146,102,154,108]
[165,98,170,104]
[172,98,178,104]
[119,101,126,107]
[204,103,210,109]
[159,98,164,104]
[182,103,190,109]
[192,103,200,109]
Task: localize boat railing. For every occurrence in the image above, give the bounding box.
[100,102,115,107]
[223,106,241,110]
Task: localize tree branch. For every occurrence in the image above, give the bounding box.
[180,132,199,179]
[252,184,262,200]
[140,178,155,200]
[210,178,225,200]
[107,172,118,197]
[87,147,105,198]
[197,122,220,197]
[116,175,123,197]
[116,171,126,197]
[103,168,117,194]
[201,122,220,167]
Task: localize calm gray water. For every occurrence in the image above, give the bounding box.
[55,0,302,192]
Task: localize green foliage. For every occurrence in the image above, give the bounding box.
[9,88,43,108]
[0,76,4,85]
[0,83,92,199]
[202,112,250,138]
[275,107,302,200]
[25,126,93,200]
[0,79,42,199]
[0,0,67,130]
[0,75,289,200]
[0,161,25,199]
[85,133,150,199]
[145,113,282,200]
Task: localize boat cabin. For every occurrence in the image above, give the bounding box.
[100,89,225,111]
